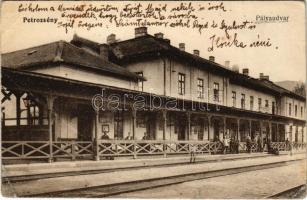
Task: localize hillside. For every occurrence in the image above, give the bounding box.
[274,81,301,91]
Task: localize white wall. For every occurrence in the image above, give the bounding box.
[282,96,306,120]
[32,64,138,90]
[123,57,305,119]
[227,83,276,113]
[126,59,165,94]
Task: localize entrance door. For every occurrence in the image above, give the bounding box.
[272,125,277,142]
[146,113,156,140]
[230,123,237,140]
[114,111,123,139]
[213,120,220,141]
[295,126,298,142]
[77,106,93,141]
[178,122,186,140]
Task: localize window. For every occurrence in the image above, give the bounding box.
[29,105,40,125]
[178,73,185,95]
[265,100,269,112]
[265,100,269,108]
[250,96,254,110]
[272,101,275,114]
[232,91,236,107]
[289,103,292,116]
[295,105,297,117]
[135,72,143,91]
[213,82,219,102]
[301,106,303,117]
[258,98,262,111]
[197,78,204,99]
[241,94,245,109]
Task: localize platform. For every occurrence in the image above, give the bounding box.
[2,152,285,178]
[2,152,305,197]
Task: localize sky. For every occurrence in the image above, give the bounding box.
[1,1,306,82]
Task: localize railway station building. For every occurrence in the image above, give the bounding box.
[1,27,306,162]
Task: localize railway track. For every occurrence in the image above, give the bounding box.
[266,184,306,199]
[3,153,273,183]
[27,158,303,197]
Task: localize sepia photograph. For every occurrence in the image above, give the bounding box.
[0,0,306,198]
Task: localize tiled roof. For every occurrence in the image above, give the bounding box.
[109,34,305,100]
[70,34,100,53]
[109,35,170,59]
[1,41,144,81]
[2,42,60,69]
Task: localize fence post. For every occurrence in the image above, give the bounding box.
[72,142,76,161]
[162,110,167,158]
[21,142,24,157]
[95,110,100,161]
[47,95,55,163]
[208,142,211,155]
[133,140,137,159]
[163,140,167,158]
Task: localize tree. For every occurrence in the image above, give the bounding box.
[293,82,306,96]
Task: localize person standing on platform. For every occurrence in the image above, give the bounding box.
[101,132,113,160]
[263,137,267,152]
[230,137,234,153]
[190,145,197,163]
[285,138,290,151]
[223,135,230,154]
[257,135,263,152]
[246,135,252,153]
[142,132,150,140]
[125,132,133,140]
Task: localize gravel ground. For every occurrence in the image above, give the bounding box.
[112,160,306,199]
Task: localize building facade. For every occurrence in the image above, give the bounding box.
[1,27,306,161]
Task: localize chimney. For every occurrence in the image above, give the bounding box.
[259,73,269,80]
[163,38,170,44]
[107,34,116,44]
[135,27,148,38]
[193,49,199,56]
[99,44,109,60]
[242,68,249,76]
[209,56,215,62]
[225,61,230,68]
[154,33,164,39]
[232,65,239,73]
[179,43,185,51]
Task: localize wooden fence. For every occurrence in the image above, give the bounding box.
[2,140,306,161]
